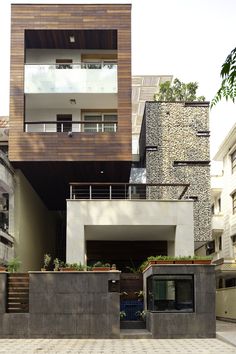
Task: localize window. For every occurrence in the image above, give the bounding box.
[196,131,210,137]
[211,204,215,215]
[83,113,117,133]
[147,275,194,312]
[56,114,72,132]
[173,161,210,167]
[231,150,236,173]
[56,59,73,69]
[232,192,236,214]
[218,236,222,251]
[218,198,221,213]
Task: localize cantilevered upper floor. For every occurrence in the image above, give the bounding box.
[9,4,131,163]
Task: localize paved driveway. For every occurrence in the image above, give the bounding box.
[0,338,235,354]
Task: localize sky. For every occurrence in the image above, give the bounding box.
[0,0,236,159]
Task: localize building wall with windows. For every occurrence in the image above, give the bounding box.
[140,101,211,242]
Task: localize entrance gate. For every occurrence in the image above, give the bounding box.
[120,273,143,321]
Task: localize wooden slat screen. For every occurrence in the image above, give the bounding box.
[7,273,29,313]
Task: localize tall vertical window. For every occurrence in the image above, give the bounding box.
[56,114,72,132]
[231,150,236,173]
[232,192,236,214]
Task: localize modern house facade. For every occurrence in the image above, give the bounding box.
[8,4,210,271]
[210,124,236,321]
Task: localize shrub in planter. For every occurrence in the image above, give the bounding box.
[53,258,60,271]
[7,257,21,273]
[61,262,87,271]
[92,261,111,271]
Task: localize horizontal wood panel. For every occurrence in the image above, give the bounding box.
[7,273,29,313]
[9,4,131,163]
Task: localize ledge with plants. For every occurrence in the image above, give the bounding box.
[140,255,212,271]
[92,261,111,271]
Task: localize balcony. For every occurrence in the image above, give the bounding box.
[212,214,224,232]
[69,183,190,200]
[24,63,117,94]
[25,120,117,133]
[0,230,14,264]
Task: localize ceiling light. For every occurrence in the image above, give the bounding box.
[69,99,76,105]
[69,36,75,43]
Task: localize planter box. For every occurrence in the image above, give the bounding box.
[149,261,174,265]
[92,267,110,271]
[193,260,212,265]
[174,260,193,264]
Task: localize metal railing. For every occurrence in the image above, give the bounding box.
[69,183,190,201]
[24,121,118,133]
[25,62,117,69]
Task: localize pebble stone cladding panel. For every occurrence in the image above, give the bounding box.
[144,102,211,242]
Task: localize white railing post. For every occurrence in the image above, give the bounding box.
[89,185,92,200]
[109,185,112,200]
[25,124,28,132]
[43,123,46,132]
[128,185,131,200]
[114,123,117,132]
[70,185,72,199]
[61,123,64,132]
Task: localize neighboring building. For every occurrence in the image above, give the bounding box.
[0,117,14,265]
[8,3,211,272]
[210,124,236,321]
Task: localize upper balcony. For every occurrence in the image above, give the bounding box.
[24,62,117,94]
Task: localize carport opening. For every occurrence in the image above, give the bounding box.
[86,240,168,272]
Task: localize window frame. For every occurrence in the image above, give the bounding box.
[232,192,236,214]
[231,150,236,174]
[147,274,195,313]
[82,112,117,133]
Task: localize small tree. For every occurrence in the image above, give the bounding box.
[211,47,236,107]
[154,78,205,102]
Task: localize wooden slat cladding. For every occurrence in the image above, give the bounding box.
[7,273,29,313]
[9,4,131,162]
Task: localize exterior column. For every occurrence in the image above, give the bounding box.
[66,202,86,264]
[174,225,194,256]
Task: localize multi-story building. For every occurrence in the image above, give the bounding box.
[0,117,14,265]
[8,3,211,272]
[210,124,236,321]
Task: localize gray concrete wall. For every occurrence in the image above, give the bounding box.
[0,272,120,338]
[143,102,211,242]
[143,265,216,338]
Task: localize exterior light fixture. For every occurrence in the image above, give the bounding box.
[100,170,104,174]
[69,36,75,43]
[69,99,76,105]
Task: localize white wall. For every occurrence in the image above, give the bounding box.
[25,108,81,132]
[216,287,236,320]
[66,200,194,264]
[26,49,116,64]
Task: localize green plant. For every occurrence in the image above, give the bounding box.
[7,258,21,273]
[135,290,144,300]
[147,255,174,261]
[120,311,126,320]
[136,310,147,321]
[53,258,60,271]
[43,253,51,269]
[93,261,103,268]
[64,262,86,271]
[93,261,110,268]
[154,78,205,102]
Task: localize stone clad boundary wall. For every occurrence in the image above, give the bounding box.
[0,272,120,338]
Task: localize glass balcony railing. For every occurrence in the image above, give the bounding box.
[24,63,117,94]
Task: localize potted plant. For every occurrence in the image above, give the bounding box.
[92,261,111,271]
[135,310,146,322]
[120,311,126,321]
[41,253,51,271]
[53,258,60,271]
[147,255,174,265]
[174,256,193,264]
[7,257,21,273]
[60,262,87,271]
[0,263,7,272]
[192,256,212,264]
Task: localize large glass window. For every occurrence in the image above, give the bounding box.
[147,275,194,312]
